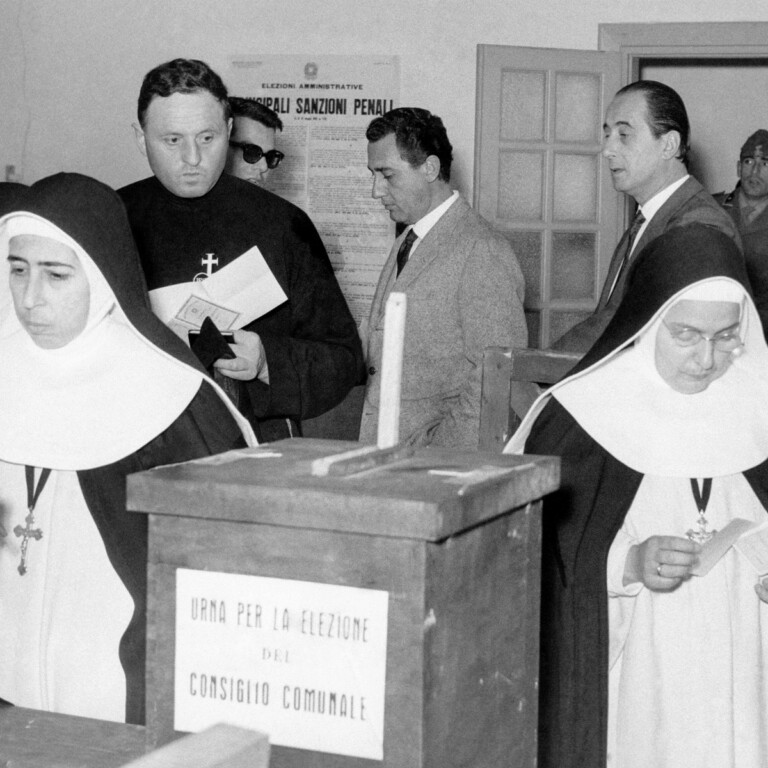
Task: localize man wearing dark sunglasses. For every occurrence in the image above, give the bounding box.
[226,97,285,187]
[119,59,364,443]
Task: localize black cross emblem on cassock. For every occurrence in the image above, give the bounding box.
[14,512,43,575]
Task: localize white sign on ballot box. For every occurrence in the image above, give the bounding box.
[174,568,389,759]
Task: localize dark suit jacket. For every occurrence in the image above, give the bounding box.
[554,176,742,353]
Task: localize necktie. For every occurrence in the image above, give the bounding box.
[396,228,418,276]
[600,210,645,309]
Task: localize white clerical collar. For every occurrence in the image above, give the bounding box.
[411,190,459,242]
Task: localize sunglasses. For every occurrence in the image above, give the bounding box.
[229,141,284,169]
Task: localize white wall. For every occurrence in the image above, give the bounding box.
[3,0,768,198]
[643,61,768,195]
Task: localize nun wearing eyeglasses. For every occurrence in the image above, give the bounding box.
[506,224,768,768]
[0,173,256,725]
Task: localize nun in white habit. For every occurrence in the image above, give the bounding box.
[506,224,768,768]
[0,173,256,724]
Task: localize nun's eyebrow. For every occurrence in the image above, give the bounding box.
[7,255,76,269]
[666,320,740,333]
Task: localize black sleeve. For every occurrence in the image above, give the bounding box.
[243,208,365,421]
[525,398,643,768]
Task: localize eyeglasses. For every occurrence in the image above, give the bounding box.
[662,321,743,352]
[229,141,284,169]
[741,157,768,170]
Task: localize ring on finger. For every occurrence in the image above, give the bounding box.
[656,563,663,576]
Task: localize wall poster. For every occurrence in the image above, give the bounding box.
[227,55,400,326]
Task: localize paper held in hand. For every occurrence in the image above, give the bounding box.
[377,292,407,449]
[692,518,768,576]
[148,245,288,340]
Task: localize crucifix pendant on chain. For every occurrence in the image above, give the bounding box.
[14,511,43,576]
[686,477,716,544]
[14,466,51,576]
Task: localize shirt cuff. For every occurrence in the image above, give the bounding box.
[607,528,644,597]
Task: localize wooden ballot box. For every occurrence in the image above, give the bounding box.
[127,438,558,768]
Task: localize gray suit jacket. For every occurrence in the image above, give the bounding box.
[554,176,742,353]
[359,195,527,449]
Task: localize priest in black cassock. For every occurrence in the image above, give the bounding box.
[119,58,364,442]
[507,225,768,768]
[0,173,255,725]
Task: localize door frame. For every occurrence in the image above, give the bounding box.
[600,22,768,78]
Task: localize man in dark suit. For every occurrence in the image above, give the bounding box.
[359,108,527,448]
[554,80,741,353]
[714,129,768,335]
[119,58,363,442]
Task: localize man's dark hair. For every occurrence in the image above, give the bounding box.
[137,58,230,127]
[229,97,283,132]
[366,107,453,182]
[616,80,690,167]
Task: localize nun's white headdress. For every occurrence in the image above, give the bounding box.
[507,225,768,477]
[0,173,255,469]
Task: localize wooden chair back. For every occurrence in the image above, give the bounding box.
[479,346,582,452]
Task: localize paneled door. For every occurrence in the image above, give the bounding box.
[475,45,621,348]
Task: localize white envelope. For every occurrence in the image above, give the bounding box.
[149,246,288,338]
[692,517,768,576]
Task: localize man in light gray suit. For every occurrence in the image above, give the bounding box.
[359,108,527,448]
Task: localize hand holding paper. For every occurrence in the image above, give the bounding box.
[214,329,269,384]
[149,245,287,340]
[625,535,701,590]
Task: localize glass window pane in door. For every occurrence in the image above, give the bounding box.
[498,151,543,221]
[553,153,597,222]
[551,231,596,301]
[554,72,600,143]
[505,230,542,304]
[501,69,546,142]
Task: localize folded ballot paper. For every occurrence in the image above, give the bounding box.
[692,518,768,577]
[148,246,287,340]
